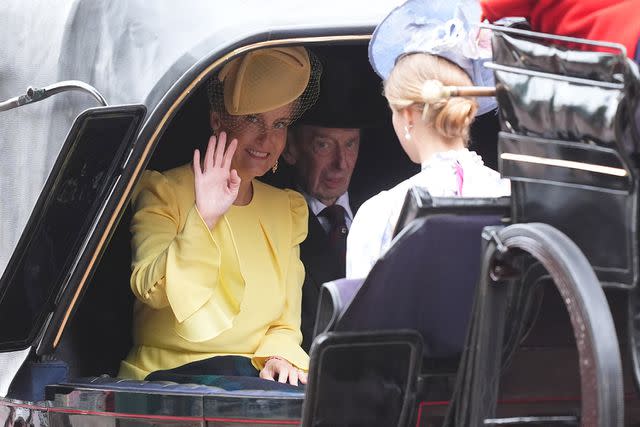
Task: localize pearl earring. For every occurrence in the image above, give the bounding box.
[272,160,279,173]
[404,124,413,141]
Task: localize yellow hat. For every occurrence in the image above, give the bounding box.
[217,47,311,115]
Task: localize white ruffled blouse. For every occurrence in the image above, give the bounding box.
[346,149,510,279]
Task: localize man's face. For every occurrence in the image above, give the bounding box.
[286,125,360,206]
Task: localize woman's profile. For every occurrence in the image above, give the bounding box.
[118,47,321,386]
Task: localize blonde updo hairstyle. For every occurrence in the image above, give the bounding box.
[384,53,478,144]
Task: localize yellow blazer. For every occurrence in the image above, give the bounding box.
[119,163,309,379]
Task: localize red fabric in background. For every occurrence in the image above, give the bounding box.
[480,0,640,59]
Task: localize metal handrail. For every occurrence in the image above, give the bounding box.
[0,80,108,112]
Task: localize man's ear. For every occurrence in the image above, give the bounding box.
[282,129,298,166]
[210,111,222,133]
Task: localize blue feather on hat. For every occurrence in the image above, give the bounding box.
[369,0,497,115]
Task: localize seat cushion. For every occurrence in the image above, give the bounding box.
[337,214,503,358]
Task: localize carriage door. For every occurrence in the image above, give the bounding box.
[0,105,145,396]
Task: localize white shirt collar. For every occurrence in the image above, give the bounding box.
[302,191,354,222]
[420,148,483,171]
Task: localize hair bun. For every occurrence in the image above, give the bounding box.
[434,97,477,140]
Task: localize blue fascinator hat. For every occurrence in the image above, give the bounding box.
[369,0,496,115]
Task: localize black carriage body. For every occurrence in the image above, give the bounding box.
[305,25,640,427]
[493,31,639,289]
[453,27,640,426]
[0,2,405,426]
[3,3,640,427]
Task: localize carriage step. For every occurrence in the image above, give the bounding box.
[484,415,578,426]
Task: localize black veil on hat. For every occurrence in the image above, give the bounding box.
[296,46,388,129]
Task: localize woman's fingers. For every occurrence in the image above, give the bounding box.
[288,368,299,386]
[204,134,216,172]
[193,149,202,177]
[222,138,238,171]
[299,369,308,385]
[260,359,305,386]
[214,131,227,167]
[259,365,275,381]
[277,367,289,383]
[202,132,234,173]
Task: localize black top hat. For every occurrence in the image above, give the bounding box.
[296,46,388,129]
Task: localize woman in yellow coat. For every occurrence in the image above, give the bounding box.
[118,47,320,386]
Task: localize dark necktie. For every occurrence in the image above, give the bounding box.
[319,204,348,272]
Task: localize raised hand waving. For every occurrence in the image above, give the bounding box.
[193,132,241,229]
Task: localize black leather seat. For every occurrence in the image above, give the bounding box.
[334,212,504,359]
[313,189,508,360]
[308,193,508,425]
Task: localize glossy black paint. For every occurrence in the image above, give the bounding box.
[5,17,640,427]
[469,25,640,426]
[303,331,423,427]
[493,32,639,289]
[500,133,631,190]
[0,105,146,353]
[494,67,624,148]
[492,32,627,84]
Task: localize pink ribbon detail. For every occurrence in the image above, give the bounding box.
[454,161,464,196]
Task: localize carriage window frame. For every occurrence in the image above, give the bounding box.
[0,105,145,352]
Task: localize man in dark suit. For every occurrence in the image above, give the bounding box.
[283,122,360,352]
[281,46,389,351]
